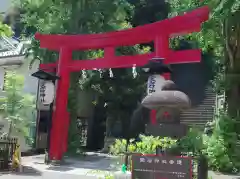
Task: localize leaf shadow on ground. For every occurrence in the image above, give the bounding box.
[38,153,119,172]
[1,166,42,176]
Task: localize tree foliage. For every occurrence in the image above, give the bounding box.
[169,0,239,93]
[0,20,13,37]
[0,71,35,143]
[17,1,240,167]
[16,0,150,150]
[167,0,240,173]
[127,0,169,26]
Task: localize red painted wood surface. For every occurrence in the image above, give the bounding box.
[36,6,209,160]
[36,6,208,51]
[40,50,201,72]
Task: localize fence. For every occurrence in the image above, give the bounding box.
[0,137,18,171]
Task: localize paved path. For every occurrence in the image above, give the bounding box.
[208,171,240,179]
[0,153,118,179]
[1,153,240,179]
[0,171,96,179]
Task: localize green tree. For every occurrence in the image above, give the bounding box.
[169,0,240,172]
[0,20,13,37]
[169,0,240,114]
[0,71,35,143]
[16,0,148,150]
[80,46,149,138]
[128,0,169,26]
[2,7,22,37]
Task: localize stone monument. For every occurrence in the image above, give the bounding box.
[141,58,191,139]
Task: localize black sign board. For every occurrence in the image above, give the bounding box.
[31,69,60,81]
[132,155,192,179]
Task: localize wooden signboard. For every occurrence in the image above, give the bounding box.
[132,155,192,179]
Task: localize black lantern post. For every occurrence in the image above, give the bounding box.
[124,58,173,169]
[31,69,60,81]
[141,57,172,75]
[31,68,60,163]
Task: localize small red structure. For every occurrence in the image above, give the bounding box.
[36,6,209,160]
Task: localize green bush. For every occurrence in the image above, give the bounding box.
[109,132,202,174]
[109,135,177,155]
[178,128,204,155]
[0,71,36,142]
[202,112,240,173]
[202,133,234,172]
[109,120,240,174]
[109,129,204,156]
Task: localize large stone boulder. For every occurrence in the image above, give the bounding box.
[141,91,191,110]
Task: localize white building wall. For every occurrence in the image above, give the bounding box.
[21,60,40,95]
[0,68,5,90]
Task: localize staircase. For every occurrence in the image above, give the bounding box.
[180,86,216,128]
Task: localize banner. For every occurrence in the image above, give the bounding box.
[37,80,55,110]
[147,75,165,95]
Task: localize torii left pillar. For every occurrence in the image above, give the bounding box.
[50,48,71,160]
[36,6,209,160]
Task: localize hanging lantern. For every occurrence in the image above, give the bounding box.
[39,80,55,105]
[147,75,165,94]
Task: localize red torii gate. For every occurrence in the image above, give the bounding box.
[36,6,209,160]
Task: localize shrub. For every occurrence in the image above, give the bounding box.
[202,112,240,173]
[109,121,240,174]
[202,133,234,172]
[0,71,36,143]
[178,128,204,155]
[109,135,177,155]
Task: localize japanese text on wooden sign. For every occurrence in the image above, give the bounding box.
[132,155,192,179]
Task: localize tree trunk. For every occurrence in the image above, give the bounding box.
[226,84,240,117]
[67,72,82,152]
[102,116,115,152]
[105,116,114,137]
[224,15,240,118]
[121,116,130,138]
[7,120,13,139]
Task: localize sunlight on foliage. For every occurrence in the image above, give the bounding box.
[110,135,177,155]
[0,21,13,37]
[0,71,36,144]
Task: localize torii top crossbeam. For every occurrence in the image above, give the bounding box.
[37,6,208,50]
[37,6,209,72]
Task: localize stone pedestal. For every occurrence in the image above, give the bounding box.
[142,79,190,139]
[145,123,188,138]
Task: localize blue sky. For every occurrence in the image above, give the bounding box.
[0,0,11,14]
